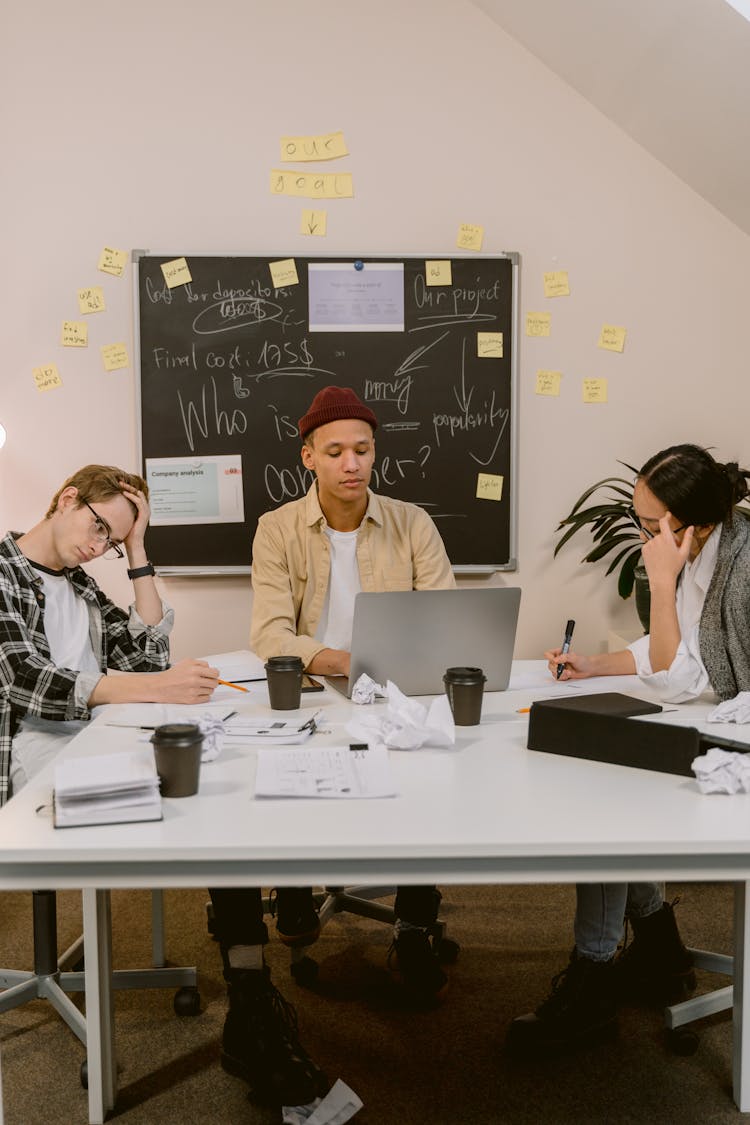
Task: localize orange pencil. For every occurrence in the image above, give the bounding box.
[516,707,531,714]
[218,679,250,693]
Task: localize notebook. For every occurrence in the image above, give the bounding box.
[325,587,521,697]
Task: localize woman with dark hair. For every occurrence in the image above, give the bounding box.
[508,444,750,1056]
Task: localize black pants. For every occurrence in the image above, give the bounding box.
[208,885,442,949]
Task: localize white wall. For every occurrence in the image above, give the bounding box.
[3,0,749,660]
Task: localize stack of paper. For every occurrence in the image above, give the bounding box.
[255,745,396,799]
[53,749,162,828]
[224,713,320,746]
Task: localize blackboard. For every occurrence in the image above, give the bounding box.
[135,254,519,573]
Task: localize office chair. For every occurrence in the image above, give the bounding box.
[0,889,199,1085]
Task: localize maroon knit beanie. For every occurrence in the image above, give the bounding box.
[298,386,378,440]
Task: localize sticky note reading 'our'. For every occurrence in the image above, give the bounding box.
[280,131,349,162]
[300,210,327,236]
[425,260,452,286]
[61,321,88,348]
[77,287,106,314]
[598,325,626,352]
[33,364,62,392]
[456,223,483,251]
[525,312,551,337]
[536,370,562,396]
[476,473,504,501]
[269,259,299,288]
[583,378,607,403]
[98,247,127,277]
[543,271,570,298]
[161,258,192,288]
[477,332,503,359]
[101,343,129,372]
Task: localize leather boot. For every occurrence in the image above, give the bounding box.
[506,950,618,1056]
[615,899,696,1004]
[221,967,328,1105]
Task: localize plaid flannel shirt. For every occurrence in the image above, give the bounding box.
[0,532,172,806]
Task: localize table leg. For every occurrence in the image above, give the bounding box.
[82,889,116,1124]
[733,881,750,1111]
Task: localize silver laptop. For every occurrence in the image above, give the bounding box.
[326,587,521,697]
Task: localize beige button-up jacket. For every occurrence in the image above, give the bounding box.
[250,484,455,667]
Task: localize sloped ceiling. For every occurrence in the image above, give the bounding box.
[473,0,750,236]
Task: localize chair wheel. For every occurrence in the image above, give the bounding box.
[435,937,460,965]
[80,1059,88,1089]
[291,956,319,986]
[667,1027,699,1056]
[174,986,201,1016]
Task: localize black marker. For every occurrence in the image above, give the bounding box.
[556,620,576,680]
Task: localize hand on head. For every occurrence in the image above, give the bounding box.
[640,513,694,587]
[119,479,151,550]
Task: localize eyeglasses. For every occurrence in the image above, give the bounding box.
[81,500,124,559]
[626,507,686,540]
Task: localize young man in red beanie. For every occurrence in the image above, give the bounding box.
[251,386,453,990]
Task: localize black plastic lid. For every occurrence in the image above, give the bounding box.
[443,666,486,684]
[150,722,202,744]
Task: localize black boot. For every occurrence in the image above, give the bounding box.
[506,950,618,1056]
[270,887,321,948]
[615,900,696,1004]
[388,927,448,1004]
[221,968,328,1105]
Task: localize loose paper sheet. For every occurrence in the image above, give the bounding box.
[255,745,396,799]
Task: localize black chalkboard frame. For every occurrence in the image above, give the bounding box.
[133,251,520,575]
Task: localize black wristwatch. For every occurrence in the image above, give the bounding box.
[127,562,155,580]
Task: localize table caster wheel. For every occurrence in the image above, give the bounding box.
[80,1059,88,1089]
[291,956,319,986]
[667,1027,699,1056]
[436,937,460,965]
[174,985,201,1016]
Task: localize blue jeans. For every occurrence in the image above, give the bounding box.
[575,882,664,962]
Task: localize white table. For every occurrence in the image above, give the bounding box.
[2,662,750,1121]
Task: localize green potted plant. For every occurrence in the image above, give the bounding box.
[554,463,651,631]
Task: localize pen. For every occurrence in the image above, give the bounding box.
[298,709,323,733]
[556,619,576,680]
[218,679,250,693]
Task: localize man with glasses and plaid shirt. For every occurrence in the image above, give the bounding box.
[0,463,219,803]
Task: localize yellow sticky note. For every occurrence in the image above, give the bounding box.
[598,325,626,352]
[477,332,503,359]
[269,259,299,288]
[583,378,608,403]
[300,209,327,236]
[33,363,62,392]
[98,247,127,277]
[543,270,570,298]
[101,343,129,372]
[270,169,354,198]
[77,286,106,314]
[280,131,349,162]
[61,321,88,348]
[456,223,484,252]
[536,370,562,396]
[161,257,192,288]
[425,260,452,286]
[476,473,504,501]
[525,312,551,337]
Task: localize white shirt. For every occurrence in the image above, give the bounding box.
[315,526,362,651]
[11,565,101,791]
[628,525,721,703]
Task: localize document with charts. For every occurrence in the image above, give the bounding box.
[254,744,396,799]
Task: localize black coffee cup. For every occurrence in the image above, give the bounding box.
[443,666,486,726]
[151,723,203,797]
[265,655,304,710]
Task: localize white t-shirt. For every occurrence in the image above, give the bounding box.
[11,563,100,792]
[628,525,721,703]
[314,526,362,651]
